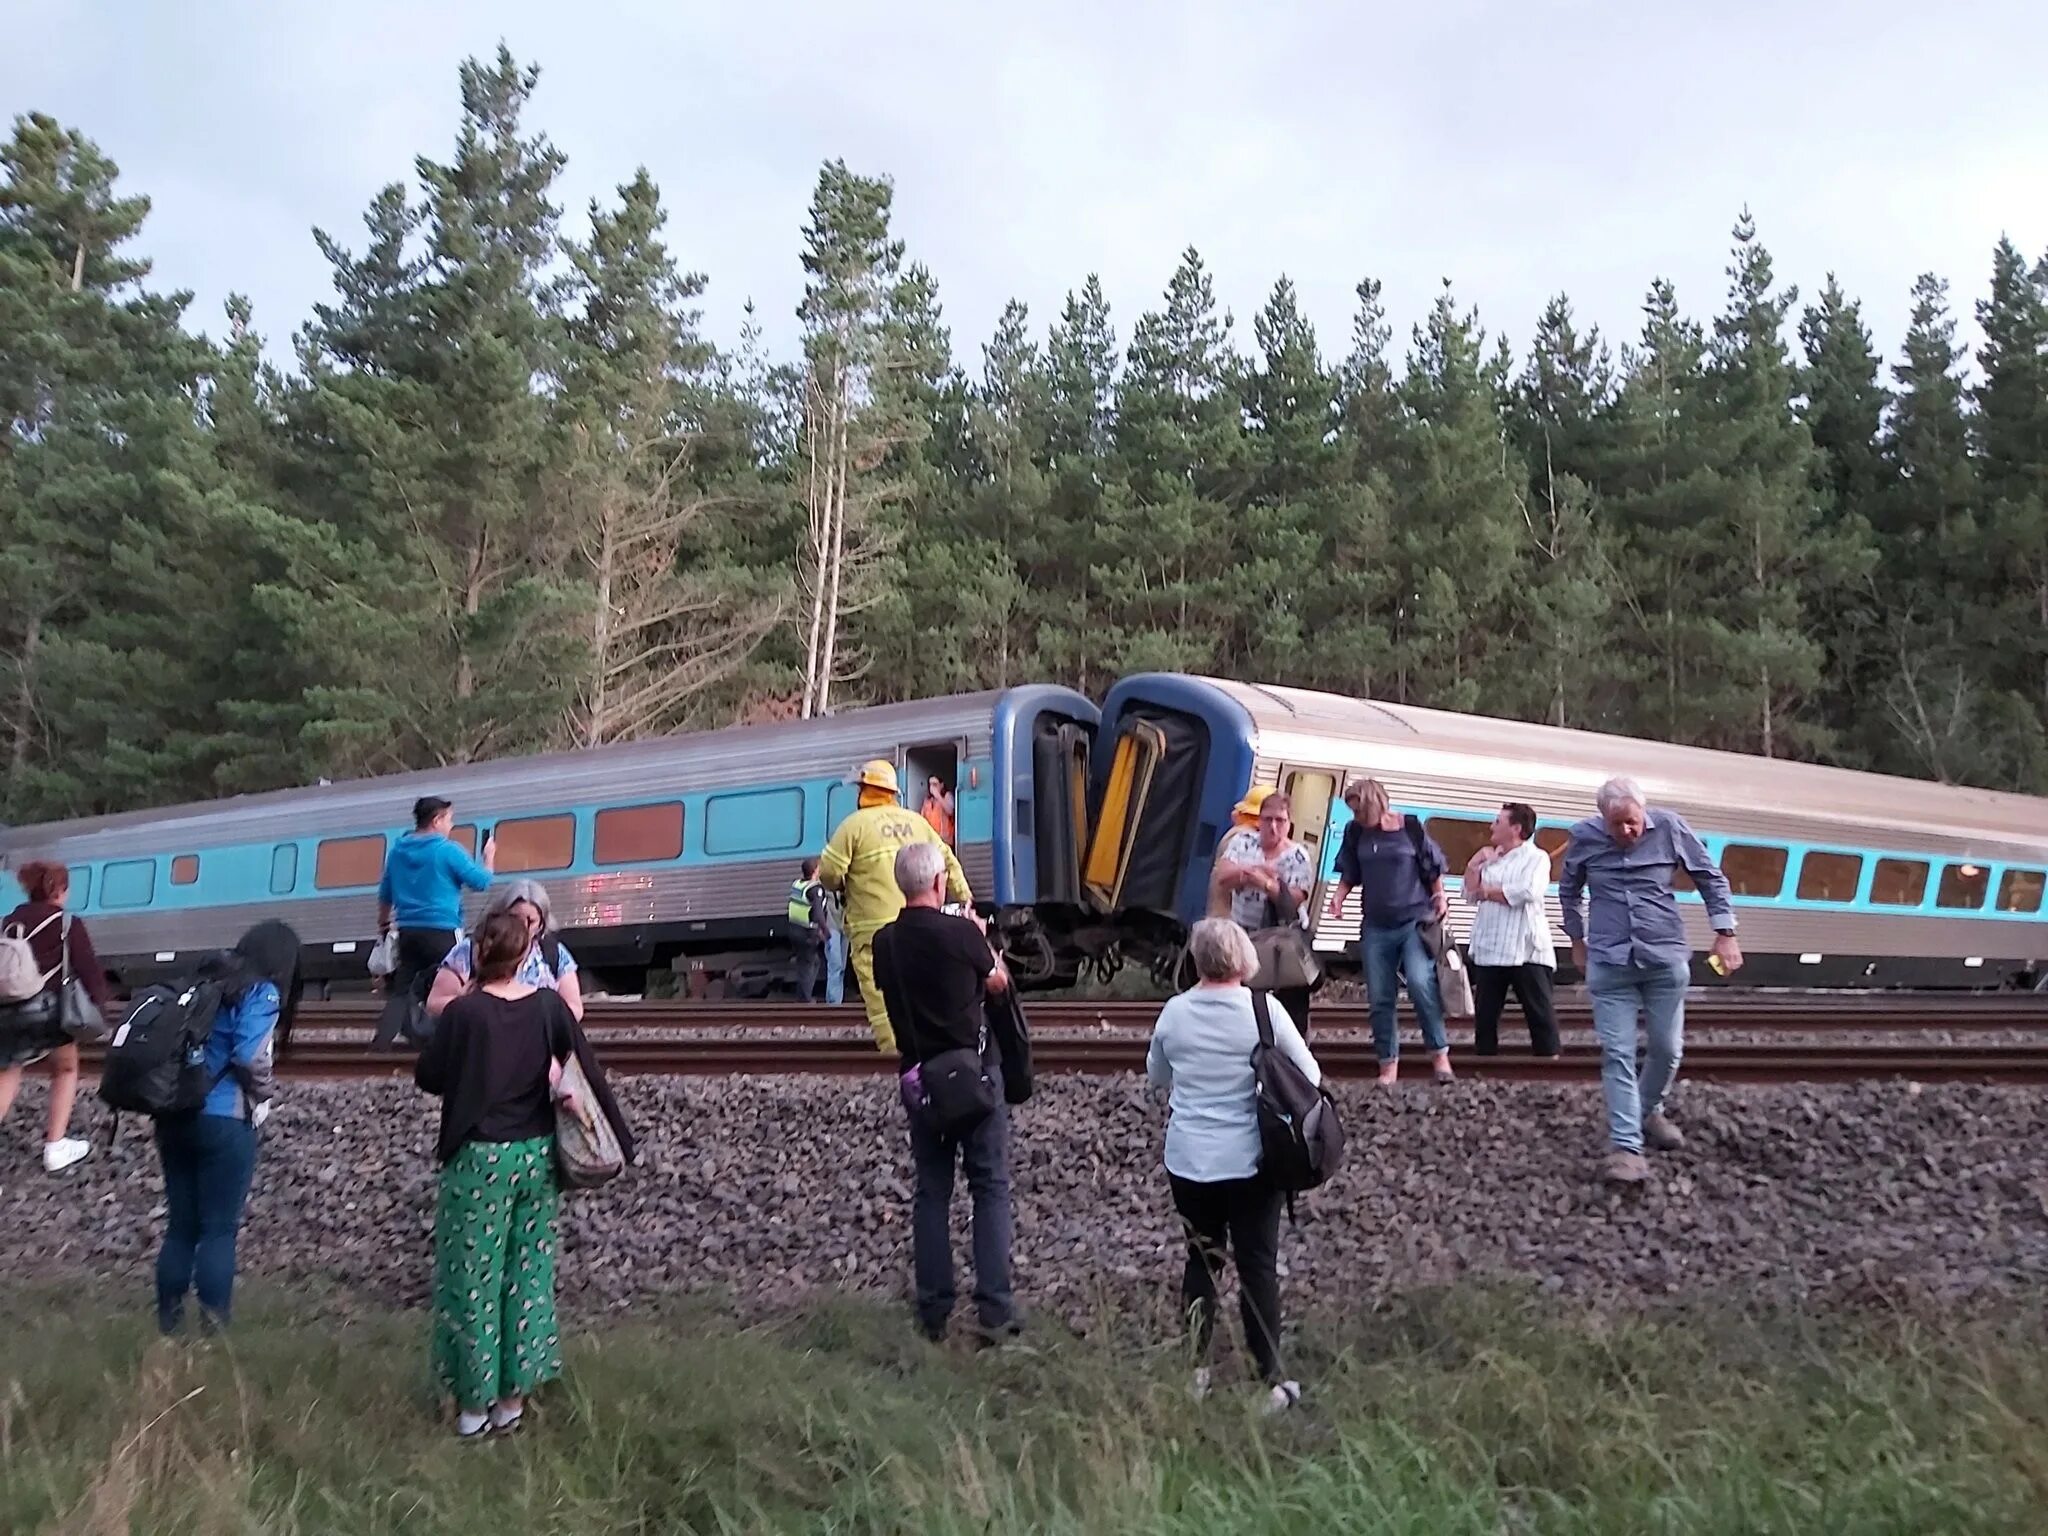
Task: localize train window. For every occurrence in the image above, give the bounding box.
[1997,868,2044,913]
[1795,851,1862,903]
[101,859,157,909]
[495,814,577,873]
[450,823,478,857]
[1534,826,1570,881]
[1869,858,1929,907]
[1936,861,1990,910]
[315,835,387,890]
[170,854,199,886]
[594,802,684,864]
[1720,843,1788,897]
[1424,816,1492,876]
[1669,863,1695,893]
[269,843,299,896]
[704,788,805,856]
[826,782,859,835]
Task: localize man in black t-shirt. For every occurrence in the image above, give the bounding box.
[872,841,1017,1343]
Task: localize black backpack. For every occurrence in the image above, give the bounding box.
[99,980,225,1117]
[1250,989,1345,1201]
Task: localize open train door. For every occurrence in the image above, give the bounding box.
[1278,766,1338,914]
[1031,715,1092,906]
[1082,707,1210,914]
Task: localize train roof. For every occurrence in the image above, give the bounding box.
[0,688,1087,853]
[1192,677,2048,851]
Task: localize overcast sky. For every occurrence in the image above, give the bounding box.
[15,1,2048,382]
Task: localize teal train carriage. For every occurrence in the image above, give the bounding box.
[1089,675,2048,989]
[0,688,1099,994]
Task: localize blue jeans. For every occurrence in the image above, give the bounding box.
[154,1112,258,1332]
[1587,958,1689,1153]
[824,929,847,1006]
[1363,921,1447,1061]
[907,1068,1015,1337]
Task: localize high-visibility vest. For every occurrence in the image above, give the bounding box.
[787,879,815,926]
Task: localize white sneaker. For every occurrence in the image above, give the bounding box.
[1263,1380,1303,1416]
[43,1138,90,1173]
[1191,1366,1213,1401]
[455,1410,490,1439]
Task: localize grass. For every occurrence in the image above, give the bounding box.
[5,1284,2046,1534]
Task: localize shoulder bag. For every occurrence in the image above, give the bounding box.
[1399,817,1474,1018]
[551,1004,624,1190]
[878,924,998,1137]
[57,915,108,1043]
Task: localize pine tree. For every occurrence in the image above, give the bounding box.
[0,113,236,816]
[1869,273,2007,782]
[1101,247,1242,675]
[1035,276,1118,691]
[1795,274,1890,758]
[791,161,927,714]
[1798,275,1889,519]
[1970,238,2048,785]
[1507,295,1623,727]
[1693,211,1865,758]
[557,170,779,746]
[284,47,578,770]
[1383,282,1522,710]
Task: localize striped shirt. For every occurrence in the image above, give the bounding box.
[1465,840,1555,968]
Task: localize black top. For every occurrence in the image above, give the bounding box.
[415,988,573,1163]
[872,906,997,1067]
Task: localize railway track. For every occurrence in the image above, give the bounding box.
[292,994,2048,1035]
[192,1036,2048,1083]
[43,992,2048,1083]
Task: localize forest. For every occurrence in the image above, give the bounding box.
[3,46,2046,826]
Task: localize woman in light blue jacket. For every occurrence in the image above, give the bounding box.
[153,921,302,1334]
[1147,917,1321,1412]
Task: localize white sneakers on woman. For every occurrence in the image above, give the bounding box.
[42,1137,90,1173]
[1263,1381,1303,1415]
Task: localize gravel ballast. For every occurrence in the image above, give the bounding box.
[4,1075,2046,1327]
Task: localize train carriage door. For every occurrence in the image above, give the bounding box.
[1280,768,1337,914]
[904,741,964,844]
[1032,717,1092,906]
[1083,720,1168,909]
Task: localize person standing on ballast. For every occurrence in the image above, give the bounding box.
[376,796,494,1048]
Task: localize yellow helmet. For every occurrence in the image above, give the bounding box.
[1232,788,1269,820]
[854,758,900,794]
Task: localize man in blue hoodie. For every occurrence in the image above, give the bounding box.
[373,797,495,1047]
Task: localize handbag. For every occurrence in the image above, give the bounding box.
[914,1033,999,1138]
[56,915,108,1043]
[1248,924,1322,992]
[553,1050,624,1190]
[1418,919,1476,1019]
[366,930,400,978]
[0,987,65,1068]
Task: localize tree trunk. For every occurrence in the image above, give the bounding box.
[817,386,853,716]
[587,503,615,749]
[9,612,41,790]
[798,378,833,719]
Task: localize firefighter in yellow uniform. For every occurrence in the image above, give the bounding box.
[818,758,972,1051]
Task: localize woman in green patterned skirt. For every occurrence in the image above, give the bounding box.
[415,909,625,1439]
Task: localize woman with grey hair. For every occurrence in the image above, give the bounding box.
[426,879,585,1021]
[1146,916,1320,1413]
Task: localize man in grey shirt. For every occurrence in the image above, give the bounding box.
[1559,776,1742,1185]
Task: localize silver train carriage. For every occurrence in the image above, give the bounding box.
[1089,675,2048,988]
[0,687,1100,993]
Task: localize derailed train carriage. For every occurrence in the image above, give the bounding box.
[0,687,1100,993]
[1085,675,2048,989]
